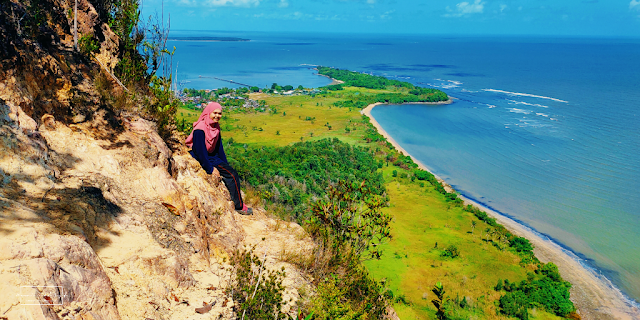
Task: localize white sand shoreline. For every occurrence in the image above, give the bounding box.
[317,73,345,86]
[361,102,640,320]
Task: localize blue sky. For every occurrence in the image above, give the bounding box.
[141,0,640,37]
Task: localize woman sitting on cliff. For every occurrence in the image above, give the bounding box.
[186,102,253,215]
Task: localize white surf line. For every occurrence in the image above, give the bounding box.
[484,89,568,103]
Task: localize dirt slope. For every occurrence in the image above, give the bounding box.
[0,97,313,319]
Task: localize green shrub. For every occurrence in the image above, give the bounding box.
[228,247,286,319]
[301,180,392,318]
[309,269,386,320]
[510,236,533,254]
[441,245,460,259]
[495,279,504,291]
[395,294,411,305]
[79,34,100,56]
[497,263,575,319]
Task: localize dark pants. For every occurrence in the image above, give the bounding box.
[216,163,244,210]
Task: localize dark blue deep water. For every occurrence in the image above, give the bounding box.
[168,31,640,304]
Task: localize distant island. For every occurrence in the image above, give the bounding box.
[167,36,250,42]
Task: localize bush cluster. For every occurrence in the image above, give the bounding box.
[496,263,575,319]
[228,247,286,319]
[78,34,100,56]
[310,268,387,319]
[227,138,386,222]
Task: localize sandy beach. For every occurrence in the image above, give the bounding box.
[318,73,345,86]
[362,102,640,320]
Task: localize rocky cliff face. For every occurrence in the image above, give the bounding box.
[0,98,314,320]
[0,0,121,124]
[0,1,314,319]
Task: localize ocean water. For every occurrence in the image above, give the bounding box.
[167,31,640,305]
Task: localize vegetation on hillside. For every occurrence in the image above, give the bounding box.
[226,138,385,222]
[225,137,392,318]
[87,0,180,141]
[182,83,580,319]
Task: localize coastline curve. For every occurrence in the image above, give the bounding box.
[361,102,640,320]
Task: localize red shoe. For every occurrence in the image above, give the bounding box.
[236,204,253,215]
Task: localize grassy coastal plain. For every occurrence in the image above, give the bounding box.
[178,86,574,319]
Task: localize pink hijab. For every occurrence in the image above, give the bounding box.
[185,102,222,153]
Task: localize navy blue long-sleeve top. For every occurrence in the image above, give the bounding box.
[188,130,228,174]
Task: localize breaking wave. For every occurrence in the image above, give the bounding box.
[484,89,568,103]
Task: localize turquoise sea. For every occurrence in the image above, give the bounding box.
[167,30,640,306]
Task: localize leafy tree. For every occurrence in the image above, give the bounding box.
[310,181,392,262]
[510,236,533,254]
[271,83,282,91]
[431,282,448,320]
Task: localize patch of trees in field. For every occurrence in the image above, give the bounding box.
[496,262,576,320]
[226,138,386,222]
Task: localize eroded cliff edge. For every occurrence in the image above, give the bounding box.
[0,0,313,318]
[0,96,314,320]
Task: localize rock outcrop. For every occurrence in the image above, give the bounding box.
[0,0,122,124]
[0,101,313,319]
[0,1,315,318]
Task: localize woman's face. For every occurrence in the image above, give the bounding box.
[209,109,222,123]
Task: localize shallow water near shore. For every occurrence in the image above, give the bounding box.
[168,30,640,306]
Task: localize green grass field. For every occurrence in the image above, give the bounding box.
[177,89,564,320]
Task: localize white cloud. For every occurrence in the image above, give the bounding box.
[251,11,320,20]
[379,10,394,19]
[631,0,640,10]
[314,15,341,21]
[367,0,376,3]
[177,0,199,6]
[500,4,507,12]
[444,0,484,17]
[278,0,289,7]
[205,0,260,7]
